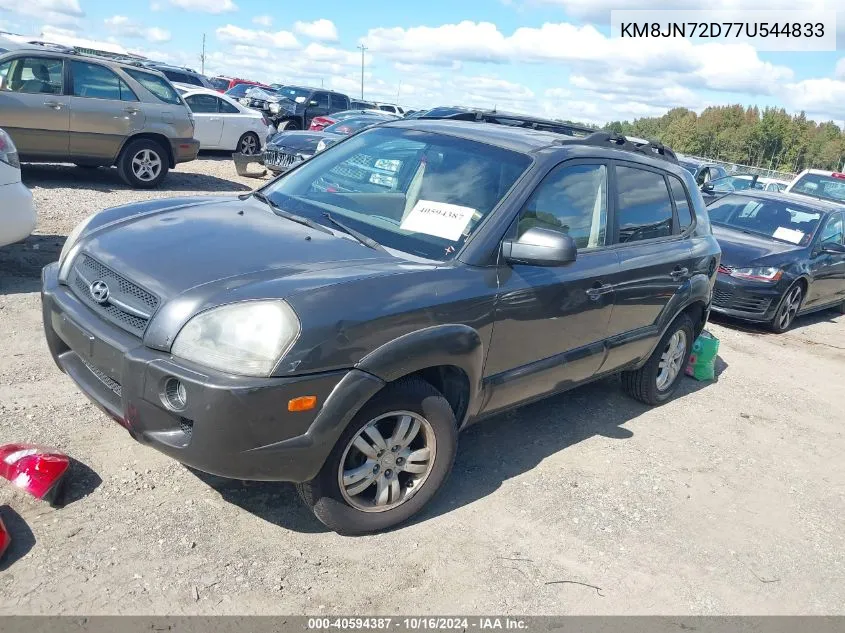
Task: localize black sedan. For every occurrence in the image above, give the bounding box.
[709,191,845,332]
[263,115,388,174]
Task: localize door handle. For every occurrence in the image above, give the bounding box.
[123,107,141,115]
[670,267,689,280]
[586,283,613,300]
[44,100,63,110]
[208,117,221,122]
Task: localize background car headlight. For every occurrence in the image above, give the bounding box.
[730,266,783,282]
[171,301,300,377]
[58,212,97,282]
[269,102,281,114]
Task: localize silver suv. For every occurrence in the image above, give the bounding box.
[0,49,199,188]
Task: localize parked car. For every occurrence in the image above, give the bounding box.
[42,124,717,533]
[757,177,789,192]
[308,108,398,132]
[264,85,351,130]
[374,102,405,115]
[182,88,270,155]
[700,173,761,203]
[210,76,266,94]
[0,49,199,188]
[142,63,212,89]
[264,114,388,173]
[785,169,845,205]
[0,127,36,247]
[350,99,377,110]
[677,156,729,186]
[709,190,845,332]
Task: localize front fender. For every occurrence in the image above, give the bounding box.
[355,324,485,421]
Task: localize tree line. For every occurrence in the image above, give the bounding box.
[597,106,845,174]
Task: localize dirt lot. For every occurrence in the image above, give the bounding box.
[1,157,844,615]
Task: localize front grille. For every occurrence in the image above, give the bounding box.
[69,255,159,337]
[80,356,122,397]
[264,149,302,170]
[712,287,771,313]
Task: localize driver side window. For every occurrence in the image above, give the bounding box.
[517,163,607,249]
[820,213,844,245]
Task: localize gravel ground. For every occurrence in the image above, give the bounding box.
[1,157,844,615]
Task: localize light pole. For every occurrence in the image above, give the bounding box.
[357,44,367,100]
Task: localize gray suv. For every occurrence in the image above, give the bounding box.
[0,49,199,188]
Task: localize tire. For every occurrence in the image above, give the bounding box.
[297,377,458,535]
[622,312,694,406]
[769,283,803,333]
[278,119,299,131]
[117,139,169,189]
[237,132,260,155]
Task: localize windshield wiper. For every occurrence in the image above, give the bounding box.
[251,191,334,235]
[321,212,386,252]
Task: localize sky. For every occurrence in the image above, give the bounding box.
[0,0,843,126]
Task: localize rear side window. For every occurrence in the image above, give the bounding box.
[331,94,349,110]
[219,98,239,114]
[184,93,218,113]
[668,176,694,232]
[615,166,674,243]
[313,92,329,108]
[0,56,63,94]
[71,61,137,101]
[124,68,181,105]
[518,164,608,249]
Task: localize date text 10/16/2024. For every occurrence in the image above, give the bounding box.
[307,618,529,631]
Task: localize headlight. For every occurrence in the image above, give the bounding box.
[269,102,281,114]
[730,267,783,282]
[58,212,97,282]
[316,139,327,153]
[171,301,300,377]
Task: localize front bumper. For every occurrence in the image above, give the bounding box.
[0,181,36,247]
[170,138,200,165]
[263,148,309,174]
[40,262,384,481]
[710,273,785,322]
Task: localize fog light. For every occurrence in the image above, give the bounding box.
[162,377,187,411]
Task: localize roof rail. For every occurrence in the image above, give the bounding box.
[420,106,596,137]
[559,132,678,164]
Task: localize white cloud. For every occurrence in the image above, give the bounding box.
[104,15,171,43]
[294,19,338,42]
[532,0,826,20]
[0,0,83,26]
[215,23,298,49]
[37,24,132,55]
[167,0,237,14]
[781,78,845,122]
[363,20,792,96]
[252,14,272,27]
[836,57,845,80]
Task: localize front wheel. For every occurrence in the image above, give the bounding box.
[297,377,458,535]
[770,283,803,333]
[237,132,260,155]
[622,312,694,406]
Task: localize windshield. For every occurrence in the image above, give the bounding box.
[710,175,756,192]
[790,173,845,203]
[708,195,822,245]
[276,86,312,103]
[209,77,229,91]
[225,83,255,98]
[262,127,531,260]
[324,117,383,135]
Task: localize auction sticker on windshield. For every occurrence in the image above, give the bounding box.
[773,226,804,244]
[400,200,476,241]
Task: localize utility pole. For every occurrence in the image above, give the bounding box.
[200,33,206,75]
[357,44,367,100]
[396,80,401,102]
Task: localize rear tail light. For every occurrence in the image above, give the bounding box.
[0,512,9,561]
[0,444,70,505]
[0,128,20,169]
[832,172,845,179]
[309,116,332,131]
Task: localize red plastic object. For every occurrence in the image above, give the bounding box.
[0,513,9,560]
[832,172,845,180]
[0,444,70,504]
[309,115,335,131]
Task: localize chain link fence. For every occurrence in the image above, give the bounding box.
[681,154,796,181]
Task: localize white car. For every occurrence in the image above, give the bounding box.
[785,168,845,205]
[181,88,272,155]
[373,102,406,115]
[0,127,36,247]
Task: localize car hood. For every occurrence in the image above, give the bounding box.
[712,224,804,267]
[267,131,326,152]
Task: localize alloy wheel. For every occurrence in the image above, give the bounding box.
[778,286,802,330]
[131,149,162,182]
[338,411,436,512]
[656,329,687,391]
[240,134,259,155]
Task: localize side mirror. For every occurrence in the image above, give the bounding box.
[502,227,577,266]
[821,242,845,255]
[701,182,714,193]
[309,100,319,107]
